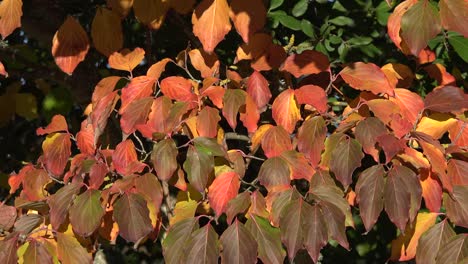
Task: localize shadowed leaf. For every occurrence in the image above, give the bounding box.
[183,145,214,192]
[69,189,105,237]
[220,220,257,264]
[184,224,219,264]
[330,137,363,188]
[416,220,456,264]
[113,193,153,243]
[152,139,178,181]
[246,215,286,264]
[356,165,385,232]
[48,181,82,229]
[163,218,199,263]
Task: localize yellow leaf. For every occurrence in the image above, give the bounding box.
[169,200,198,226]
[416,113,457,139]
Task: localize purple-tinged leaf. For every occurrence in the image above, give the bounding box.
[14,214,43,235]
[355,165,385,232]
[225,192,251,224]
[220,220,257,264]
[246,215,286,264]
[135,173,163,214]
[435,234,468,264]
[163,218,199,263]
[424,86,468,113]
[69,189,105,237]
[113,193,152,243]
[184,224,219,264]
[444,185,468,228]
[152,139,178,181]
[303,204,328,263]
[330,137,364,188]
[47,181,82,229]
[0,235,18,264]
[183,145,214,193]
[416,220,456,264]
[355,117,387,162]
[320,202,349,250]
[297,116,327,167]
[280,199,306,261]
[258,157,290,191]
[223,89,246,129]
[23,239,53,264]
[0,204,17,231]
[268,188,300,226]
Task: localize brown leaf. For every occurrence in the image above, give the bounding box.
[52,16,90,75]
[0,0,23,39]
[133,0,169,30]
[192,0,231,53]
[424,86,468,113]
[439,0,468,37]
[229,0,266,43]
[91,7,123,56]
[281,50,330,78]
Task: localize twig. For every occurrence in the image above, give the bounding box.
[224,132,250,142]
[133,132,147,155]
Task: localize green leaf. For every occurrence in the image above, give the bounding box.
[163,218,199,263]
[330,137,364,188]
[69,189,105,237]
[113,193,153,243]
[448,35,468,63]
[401,0,441,56]
[220,220,258,264]
[194,137,226,157]
[292,0,308,17]
[347,36,373,46]
[279,15,302,31]
[328,16,354,26]
[246,215,286,264]
[184,224,219,264]
[183,145,214,193]
[269,0,284,11]
[301,19,315,38]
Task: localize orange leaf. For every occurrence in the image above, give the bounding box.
[36,115,68,135]
[92,76,121,106]
[119,75,155,114]
[0,60,7,77]
[42,133,72,176]
[208,171,240,217]
[366,99,399,125]
[251,124,272,153]
[272,89,300,134]
[420,169,442,213]
[160,76,197,103]
[197,106,221,138]
[147,58,173,79]
[417,48,436,64]
[340,62,395,96]
[9,164,33,194]
[76,120,95,156]
[246,70,271,111]
[0,0,22,39]
[280,50,330,78]
[133,0,169,30]
[229,0,266,43]
[390,88,424,125]
[120,97,153,134]
[91,7,123,56]
[201,85,225,108]
[261,125,293,158]
[192,0,231,53]
[136,96,172,138]
[91,91,118,142]
[188,48,220,78]
[236,33,272,61]
[23,168,51,201]
[387,0,418,50]
[390,212,438,261]
[424,86,467,113]
[239,93,260,133]
[439,0,468,37]
[112,140,145,176]
[280,150,315,181]
[423,63,456,86]
[108,47,145,72]
[52,16,90,75]
[222,89,246,129]
[294,85,328,113]
[381,63,414,89]
[416,113,457,139]
[448,120,468,147]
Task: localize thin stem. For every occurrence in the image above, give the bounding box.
[133,132,147,155]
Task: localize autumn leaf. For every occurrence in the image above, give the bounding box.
[162,218,199,263]
[222,89,246,129]
[108,47,145,72]
[52,16,90,75]
[229,0,266,43]
[424,86,468,113]
[0,60,8,77]
[113,193,153,243]
[0,0,23,39]
[208,171,240,218]
[91,7,123,56]
[183,145,214,193]
[188,48,220,78]
[400,0,441,56]
[340,62,395,96]
[272,89,301,134]
[239,93,260,133]
[297,116,327,167]
[387,0,417,50]
[356,165,385,232]
[294,85,328,114]
[47,181,82,229]
[36,114,68,135]
[57,231,92,264]
[147,58,172,80]
[390,88,424,125]
[355,117,387,162]
[246,215,286,264]
[107,0,134,18]
[133,0,169,30]
[151,139,178,181]
[197,106,220,138]
[192,0,231,53]
[246,70,271,111]
[91,91,118,143]
[416,220,456,264]
[439,0,468,37]
[160,76,197,103]
[330,137,363,188]
[220,220,258,264]
[183,224,220,264]
[281,50,330,78]
[69,189,105,237]
[120,97,153,135]
[112,140,145,176]
[261,125,293,158]
[42,133,72,177]
[76,120,95,156]
[258,157,290,191]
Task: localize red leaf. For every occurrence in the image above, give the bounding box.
[439,0,468,37]
[448,120,468,147]
[294,85,328,114]
[280,50,330,78]
[201,85,225,108]
[424,86,468,113]
[0,204,16,231]
[36,115,68,135]
[108,47,145,72]
[356,165,385,231]
[261,125,293,158]
[420,169,442,213]
[340,62,395,96]
[22,168,51,201]
[376,134,406,164]
[389,113,413,139]
[222,89,246,129]
[160,76,197,104]
[69,189,105,237]
[239,93,260,133]
[120,97,153,135]
[197,106,220,138]
[330,137,364,188]
[297,116,327,167]
[246,70,271,110]
[137,96,172,138]
[208,171,240,218]
[47,181,82,229]
[91,91,118,142]
[112,140,145,176]
[113,193,153,243]
[390,88,424,125]
[76,120,95,156]
[91,76,121,105]
[355,117,387,162]
[192,0,231,53]
[51,16,89,75]
[151,139,178,181]
[280,150,315,182]
[89,162,107,189]
[0,60,8,77]
[42,133,71,176]
[119,76,155,114]
[220,220,258,264]
[229,0,266,43]
[272,89,301,133]
[258,157,290,191]
[303,203,328,263]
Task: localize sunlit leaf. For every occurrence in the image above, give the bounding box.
[91,76,121,106]
[151,139,178,181]
[261,125,292,158]
[416,220,456,264]
[0,0,22,39]
[390,212,438,261]
[120,97,153,134]
[160,76,197,103]
[280,150,314,181]
[239,93,260,133]
[119,76,155,114]
[170,200,198,226]
[163,218,199,263]
[390,88,424,125]
[56,232,92,264]
[192,0,231,53]
[220,220,257,264]
[76,120,95,156]
[340,62,394,96]
[108,47,145,72]
[147,58,172,80]
[381,63,414,88]
[208,171,240,218]
[188,48,220,78]
[246,70,271,111]
[112,140,145,176]
[294,85,328,114]
[258,157,290,191]
[420,169,442,213]
[280,50,330,78]
[91,7,123,56]
[36,115,68,135]
[272,89,301,134]
[230,0,266,43]
[355,165,385,232]
[439,0,468,37]
[387,0,417,50]
[91,91,118,142]
[184,224,219,264]
[51,16,89,75]
[330,137,363,188]
[0,60,8,77]
[246,215,286,264]
[401,0,441,56]
[113,193,153,243]
[424,63,456,86]
[320,133,345,167]
[448,159,468,186]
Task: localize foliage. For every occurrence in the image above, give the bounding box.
[0,0,467,263]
